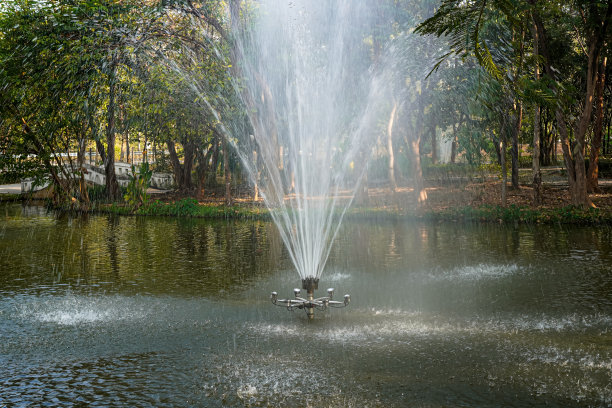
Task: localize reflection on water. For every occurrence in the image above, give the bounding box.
[0,203,611,407]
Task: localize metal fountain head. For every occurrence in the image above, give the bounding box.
[270,277,350,320]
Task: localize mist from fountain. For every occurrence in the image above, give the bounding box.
[226,0,390,283]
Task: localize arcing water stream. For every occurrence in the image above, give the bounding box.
[182,0,391,286]
[228,0,390,284]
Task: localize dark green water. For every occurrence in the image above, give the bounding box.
[0,203,611,407]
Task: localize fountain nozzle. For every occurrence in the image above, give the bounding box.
[271,278,350,319]
[301,277,319,292]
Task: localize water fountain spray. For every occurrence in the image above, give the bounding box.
[224,0,388,319]
[270,278,350,320]
[177,1,389,318]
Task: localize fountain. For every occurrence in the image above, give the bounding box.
[271,281,350,320]
[224,0,389,317]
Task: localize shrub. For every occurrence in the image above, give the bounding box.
[124,163,152,210]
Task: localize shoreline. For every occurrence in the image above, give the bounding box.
[3,193,611,225]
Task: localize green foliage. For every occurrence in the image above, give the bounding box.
[138,198,199,216]
[88,184,128,203]
[431,204,609,225]
[135,199,269,219]
[124,162,152,210]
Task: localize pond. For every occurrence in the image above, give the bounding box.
[0,203,611,407]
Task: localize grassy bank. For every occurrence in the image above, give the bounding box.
[96,198,271,220]
[89,197,612,225]
[423,204,612,225]
[0,193,23,202]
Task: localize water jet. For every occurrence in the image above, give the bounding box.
[224,1,388,313]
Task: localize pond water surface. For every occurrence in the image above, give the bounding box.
[0,203,611,407]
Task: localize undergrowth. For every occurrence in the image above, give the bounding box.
[93,199,612,225]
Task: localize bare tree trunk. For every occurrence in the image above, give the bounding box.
[143,134,148,164]
[196,144,214,200]
[95,139,106,164]
[387,100,398,193]
[588,56,606,193]
[404,108,427,206]
[77,137,86,168]
[511,100,522,189]
[182,141,195,192]
[450,121,459,164]
[119,137,125,162]
[252,148,260,201]
[223,137,232,206]
[410,131,427,206]
[530,4,607,207]
[501,131,507,207]
[430,122,437,165]
[77,136,89,207]
[511,26,525,190]
[208,139,220,187]
[125,132,130,165]
[531,17,542,205]
[119,103,125,162]
[167,140,184,190]
[570,40,600,207]
[167,140,195,193]
[532,106,542,205]
[104,57,120,201]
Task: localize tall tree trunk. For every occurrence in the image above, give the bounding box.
[95,139,106,165]
[119,137,125,162]
[530,4,607,207]
[223,137,232,205]
[196,144,214,200]
[387,100,398,193]
[501,129,507,207]
[208,139,220,187]
[180,140,195,192]
[450,120,459,164]
[588,56,607,193]
[511,100,522,189]
[121,103,130,164]
[430,122,437,165]
[252,148,260,201]
[404,106,427,206]
[104,57,120,201]
[167,140,185,192]
[143,133,148,164]
[125,133,130,164]
[410,130,427,206]
[532,25,542,204]
[119,102,125,162]
[77,137,87,168]
[511,26,525,190]
[77,136,90,207]
[569,40,600,207]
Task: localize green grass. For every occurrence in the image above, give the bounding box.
[95,198,271,220]
[425,204,611,225]
[89,199,612,225]
[0,193,23,202]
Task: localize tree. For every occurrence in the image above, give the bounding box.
[417,0,612,208]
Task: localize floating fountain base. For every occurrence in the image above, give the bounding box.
[271,279,350,320]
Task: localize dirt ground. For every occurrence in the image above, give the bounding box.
[364,181,612,212]
[151,166,612,212]
[168,178,612,212]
